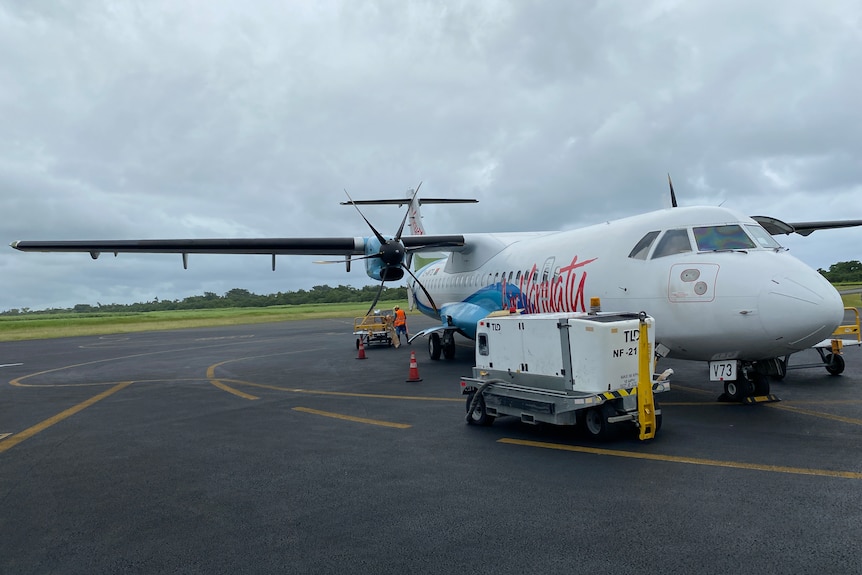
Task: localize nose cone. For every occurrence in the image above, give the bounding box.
[758,267,843,351]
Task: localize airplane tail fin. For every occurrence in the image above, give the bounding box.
[340,191,477,237]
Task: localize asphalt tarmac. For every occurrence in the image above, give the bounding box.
[2,314,862,575]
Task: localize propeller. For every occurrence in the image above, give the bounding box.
[336,183,441,317]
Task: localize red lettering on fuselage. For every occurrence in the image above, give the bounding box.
[511,255,597,313]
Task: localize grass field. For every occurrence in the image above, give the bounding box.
[3,282,860,343]
[0,301,408,342]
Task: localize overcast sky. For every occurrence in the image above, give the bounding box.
[2,1,860,311]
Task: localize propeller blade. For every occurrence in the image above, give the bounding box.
[394,182,422,240]
[402,263,438,315]
[344,188,388,245]
[667,173,678,208]
[366,278,387,317]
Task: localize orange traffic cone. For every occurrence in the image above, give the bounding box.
[406,350,422,382]
[356,337,367,360]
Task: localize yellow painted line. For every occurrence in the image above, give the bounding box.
[0,381,134,454]
[767,403,862,426]
[498,438,862,480]
[669,384,719,396]
[206,362,259,400]
[8,338,269,388]
[229,379,462,402]
[292,407,411,429]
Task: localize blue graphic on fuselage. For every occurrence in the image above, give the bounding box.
[411,274,525,339]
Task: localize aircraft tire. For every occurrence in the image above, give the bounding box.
[751,372,770,395]
[723,379,752,402]
[465,392,494,426]
[443,341,456,360]
[428,333,442,361]
[825,354,845,375]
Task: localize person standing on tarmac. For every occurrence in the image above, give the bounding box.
[393,306,410,345]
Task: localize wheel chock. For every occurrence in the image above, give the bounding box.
[742,394,781,404]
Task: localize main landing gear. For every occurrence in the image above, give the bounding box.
[428,331,457,361]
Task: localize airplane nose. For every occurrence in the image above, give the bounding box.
[758,271,844,350]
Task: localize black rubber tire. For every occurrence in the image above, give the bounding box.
[465,392,494,426]
[724,379,752,402]
[751,372,771,395]
[580,403,616,440]
[428,333,442,361]
[825,354,845,375]
[443,340,456,360]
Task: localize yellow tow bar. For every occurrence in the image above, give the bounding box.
[637,312,657,440]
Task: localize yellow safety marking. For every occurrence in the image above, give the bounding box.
[498,438,862,480]
[8,338,265,388]
[292,407,411,429]
[206,362,259,400]
[0,381,134,454]
[767,403,862,426]
[230,379,461,402]
[669,384,716,396]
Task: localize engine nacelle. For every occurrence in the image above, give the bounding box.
[363,236,405,281]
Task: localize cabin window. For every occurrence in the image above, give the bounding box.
[745,224,782,248]
[694,225,756,251]
[629,231,660,260]
[652,229,692,259]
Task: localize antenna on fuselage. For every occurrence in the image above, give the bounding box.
[667,173,678,208]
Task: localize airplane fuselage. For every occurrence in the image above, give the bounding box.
[409,206,843,363]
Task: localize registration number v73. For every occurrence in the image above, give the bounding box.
[709,360,738,381]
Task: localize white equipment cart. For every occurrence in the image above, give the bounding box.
[460,310,671,440]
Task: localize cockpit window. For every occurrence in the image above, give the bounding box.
[693,225,756,251]
[628,230,660,260]
[651,229,692,259]
[745,224,782,249]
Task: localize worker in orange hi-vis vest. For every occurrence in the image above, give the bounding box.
[393,306,410,345]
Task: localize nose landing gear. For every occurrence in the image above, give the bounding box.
[719,361,781,404]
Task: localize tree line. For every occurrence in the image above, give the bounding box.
[2,284,407,316]
[818,260,862,284]
[4,261,860,316]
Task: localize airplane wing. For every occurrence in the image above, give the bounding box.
[751,216,862,237]
[10,235,467,257]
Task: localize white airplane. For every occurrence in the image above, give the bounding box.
[11,183,862,402]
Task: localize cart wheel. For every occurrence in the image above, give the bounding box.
[825,354,845,375]
[465,392,494,426]
[579,402,616,440]
[355,338,360,350]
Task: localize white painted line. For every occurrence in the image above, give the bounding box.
[0,363,23,368]
[0,433,12,441]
